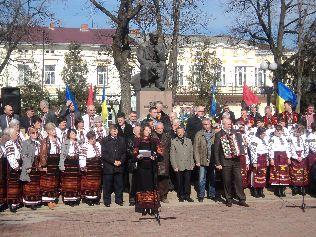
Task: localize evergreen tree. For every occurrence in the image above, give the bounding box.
[61,43,89,111]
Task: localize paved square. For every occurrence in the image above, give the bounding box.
[1,191,316,237]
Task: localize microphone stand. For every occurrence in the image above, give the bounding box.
[286,158,316,212]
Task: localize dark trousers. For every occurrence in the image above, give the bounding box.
[222,160,246,202]
[158,176,169,200]
[176,170,191,199]
[103,173,123,205]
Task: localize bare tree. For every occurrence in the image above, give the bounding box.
[0,0,51,75]
[90,0,143,115]
[227,0,316,109]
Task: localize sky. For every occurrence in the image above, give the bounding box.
[47,0,233,35]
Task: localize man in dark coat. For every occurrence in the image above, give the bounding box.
[152,122,171,203]
[39,100,57,126]
[59,100,81,129]
[117,112,134,140]
[101,125,126,207]
[186,106,205,142]
[155,101,172,132]
[117,112,134,192]
[214,118,249,207]
[20,107,35,132]
[0,104,19,131]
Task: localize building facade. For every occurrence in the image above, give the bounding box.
[0,24,283,118]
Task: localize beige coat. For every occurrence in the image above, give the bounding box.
[170,137,194,171]
[194,130,213,166]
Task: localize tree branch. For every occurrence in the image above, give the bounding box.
[128,2,144,21]
[89,0,119,24]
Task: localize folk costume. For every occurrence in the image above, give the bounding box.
[133,137,163,216]
[76,129,87,145]
[39,137,61,204]
[288,133,309,195]
[5,140,22,211]
[249,136,269,197]
[79,141,102,205]
[263,114,278,127]
[280,111,299,129]
[59,139,81,205]
[307,132,316,184]
[20,138,42,208]
[268,134,291,197]
[0,145,6,211]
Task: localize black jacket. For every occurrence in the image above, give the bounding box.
[101,136,126,174]
[186,115,203,142]
[214,129,246,167]
[117,122,134,140]
[157,110,172,132]
[20,116,34,131]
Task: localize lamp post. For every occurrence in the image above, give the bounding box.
[260,60,277,106]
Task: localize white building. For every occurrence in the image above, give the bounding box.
[0,24,285,117]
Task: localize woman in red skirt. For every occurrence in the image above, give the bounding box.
[249,127,269,198]
[268,125,292,197]
[5,127,22,212]
[59,129,81,206]
[39,122,61,209]
[20,127,41,210]
[288,125,309,195]
[79,131,102,206]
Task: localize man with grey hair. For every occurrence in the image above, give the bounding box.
[0,104,19,131]
[214,118,249,207]
[39,100,57,126]
[194,118,217,202]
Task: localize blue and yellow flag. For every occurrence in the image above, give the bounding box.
[276,82,297,112]
[210,85,217,117]
[101,83,108,124]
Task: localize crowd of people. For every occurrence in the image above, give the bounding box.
[0,99,316,214]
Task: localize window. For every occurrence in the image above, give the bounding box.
[97,65,108,85]
[17,64,31,84]
[193,64,203,83]
[217,66,226,86]
[44,65,56,85]
[235,66,247,86]
[255,68,266,87]
[177,65,184,86]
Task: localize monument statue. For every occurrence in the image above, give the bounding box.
[133,32,167,91]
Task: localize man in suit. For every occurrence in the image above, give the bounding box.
[214,118,249,207]
[20,107,35,132]
[59,100,81,129]
[39,100,57,126]
[101,124,126,207]
[0,104,19,131]
[117,112,134,140]
[186,106,205,143]
[170,126,195,202]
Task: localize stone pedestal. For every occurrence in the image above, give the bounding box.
[136,89,173,119]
